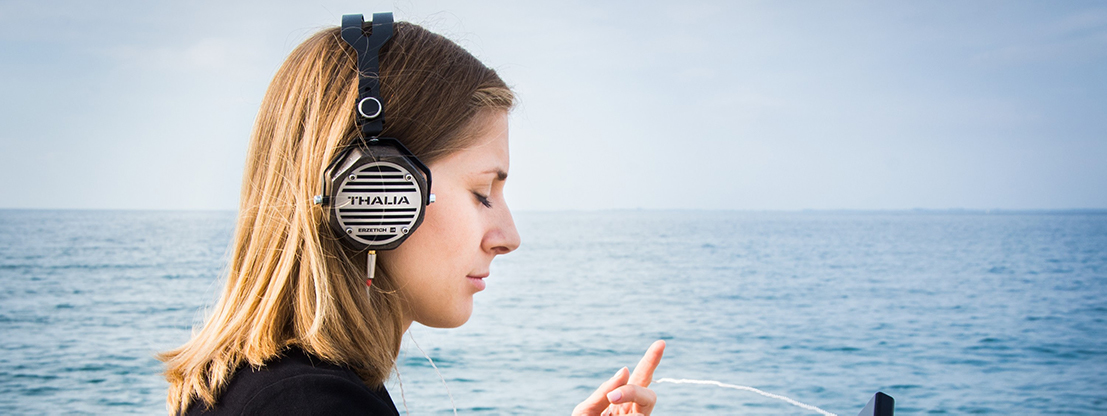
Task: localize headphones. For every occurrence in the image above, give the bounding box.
[314,12,434,253]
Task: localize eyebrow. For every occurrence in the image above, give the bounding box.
[481,168,508,181]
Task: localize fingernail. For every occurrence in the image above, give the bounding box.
[611,367,624,379]
[607,389,623,403]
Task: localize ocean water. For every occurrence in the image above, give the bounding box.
[1,210,1105,415]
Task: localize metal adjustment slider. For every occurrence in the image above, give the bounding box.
[358,97,382,119]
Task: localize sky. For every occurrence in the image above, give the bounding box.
[1,0,1105,211]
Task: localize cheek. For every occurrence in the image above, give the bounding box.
[384,214,454,288]
[380,190,481,302]
[410,192,477,268]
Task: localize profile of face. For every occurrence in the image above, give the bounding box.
[378,111,521,328]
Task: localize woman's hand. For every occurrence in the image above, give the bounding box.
[572,340,666,416]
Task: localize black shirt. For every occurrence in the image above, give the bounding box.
[184,348,399,416]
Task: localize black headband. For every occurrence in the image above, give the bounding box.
[341,13,394,138]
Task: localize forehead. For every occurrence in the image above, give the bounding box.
[429,112,510,174]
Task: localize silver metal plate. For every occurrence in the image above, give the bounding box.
[333,161,423,248]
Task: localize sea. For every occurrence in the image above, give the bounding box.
[1,209,1105,415]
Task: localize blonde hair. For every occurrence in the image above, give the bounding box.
[159,21,513,414]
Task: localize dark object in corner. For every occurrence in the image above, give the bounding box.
[857,392,894,416]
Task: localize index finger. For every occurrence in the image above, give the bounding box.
[628,340,666,387]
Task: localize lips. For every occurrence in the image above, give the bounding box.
[467,273,488,291]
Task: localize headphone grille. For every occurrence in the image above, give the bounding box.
[334,161,423,248]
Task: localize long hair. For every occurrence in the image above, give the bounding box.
[159,21,514,414]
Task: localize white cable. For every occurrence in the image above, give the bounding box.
[655,378,838,416]
[409,333,459,416]
[393,359,410,416]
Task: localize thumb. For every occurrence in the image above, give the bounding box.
[572,367,629,416]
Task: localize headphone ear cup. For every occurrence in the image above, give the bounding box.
[326,141,428,251]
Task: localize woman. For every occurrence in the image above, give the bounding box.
[160,14,664,416]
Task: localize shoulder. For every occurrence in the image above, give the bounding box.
[185,349,398,416]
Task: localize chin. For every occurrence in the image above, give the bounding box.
[416,304,473,329]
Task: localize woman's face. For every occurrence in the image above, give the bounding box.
[380,111,520,329]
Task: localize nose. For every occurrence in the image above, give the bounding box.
[483,202,520,255]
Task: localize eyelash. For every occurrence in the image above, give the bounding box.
[473,192,492,208]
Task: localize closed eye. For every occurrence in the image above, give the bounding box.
[472,191,492,208]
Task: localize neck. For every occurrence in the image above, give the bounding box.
[402,317,413,333]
